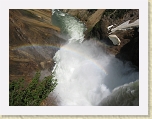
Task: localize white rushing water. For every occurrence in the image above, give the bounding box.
[52,9,86,43]
[50,10,139,106]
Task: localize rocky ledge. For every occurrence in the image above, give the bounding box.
[86,9,139,68]
[9,9,139,106]
[60,9,139,67]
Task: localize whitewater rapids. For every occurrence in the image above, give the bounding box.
[49,9,139,106]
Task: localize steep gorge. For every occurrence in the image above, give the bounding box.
[9,9,139,106]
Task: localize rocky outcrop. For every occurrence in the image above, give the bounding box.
[9,9,139,106]
[85,9,105,33]
[60,9,105,33]
[9,9,65,81]
[108,34,121,45]
[10,9,139,81]
[116,27,139,67]
[86,9,139,67]
[99,80,139,106]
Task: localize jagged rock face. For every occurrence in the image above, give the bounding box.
[61,9,139,68]
[10,9,139,82]
[87,9,139,67]
[9,9,139,106]
[10,10,139,77]
[116,28,139,67]
[9,9,65,81]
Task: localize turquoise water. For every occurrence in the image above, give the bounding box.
[52,9,86,43]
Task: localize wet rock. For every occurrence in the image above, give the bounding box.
[87,9,139,67]
[60,9,105,34]
[99,80,139,106]
[116,28,139,68]
[108,34,121,45]
[9,9,139,106]
[40,60,55,71]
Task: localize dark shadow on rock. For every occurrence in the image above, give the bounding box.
[116,28,139,68]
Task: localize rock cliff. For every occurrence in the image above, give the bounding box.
[9,9,139,106]
[86,9,139,68]
[9,9,65,82]
[60,9,139,68]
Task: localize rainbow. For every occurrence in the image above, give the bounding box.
[61,45,107,75]
[11,43,107,75]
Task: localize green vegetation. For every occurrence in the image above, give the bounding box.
[9,72,57,106]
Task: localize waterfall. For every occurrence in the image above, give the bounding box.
[50,10,139,106]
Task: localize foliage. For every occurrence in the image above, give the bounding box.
[9,72,57,106]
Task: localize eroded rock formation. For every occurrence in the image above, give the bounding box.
[9,9,139,106]
[86,9,139,67]
[9,9,65,82]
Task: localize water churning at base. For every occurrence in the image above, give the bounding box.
[50,10,139,106]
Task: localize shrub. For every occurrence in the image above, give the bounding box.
[9,71,57,106]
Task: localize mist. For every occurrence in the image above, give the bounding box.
[49,9,139,106]
[51,39,139,106]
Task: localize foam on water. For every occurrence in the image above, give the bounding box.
[52,9,86,43]
[51,40,138,106]
[50,10,139,106]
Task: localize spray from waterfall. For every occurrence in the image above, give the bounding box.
[50,10,139,106]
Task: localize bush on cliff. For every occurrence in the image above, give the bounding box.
[9,71,57,106]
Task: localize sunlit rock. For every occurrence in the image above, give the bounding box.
[110,19,139,34]
[40,62,45,69]
[108,34,121,45]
